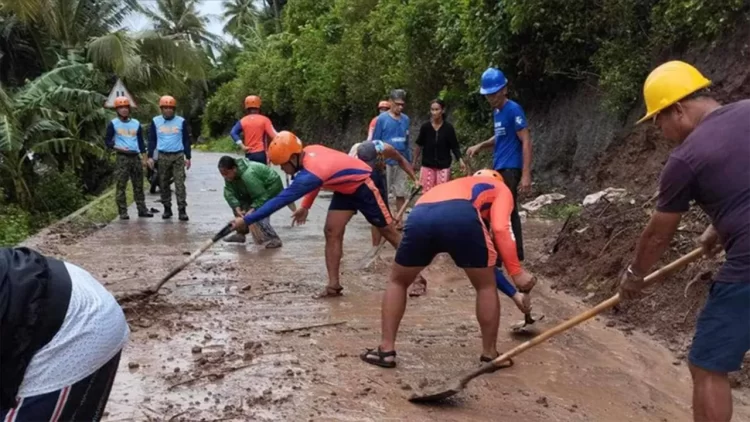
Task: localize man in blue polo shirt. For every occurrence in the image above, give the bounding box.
[372,89,412,227]
[467,67,533,262]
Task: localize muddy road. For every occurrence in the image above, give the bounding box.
[24,152,750,421]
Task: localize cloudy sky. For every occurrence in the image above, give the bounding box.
[123,0,231,41]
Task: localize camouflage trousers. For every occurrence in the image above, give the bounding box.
[232,205,279,244]
[115,154,147,215]
[159,152,187,209]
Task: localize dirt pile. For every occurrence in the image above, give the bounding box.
[535,182,748,388]
[532,25,750,389]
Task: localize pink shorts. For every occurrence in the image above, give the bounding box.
[419,167,451,192]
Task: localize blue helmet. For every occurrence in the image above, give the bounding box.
[479,67,508,95]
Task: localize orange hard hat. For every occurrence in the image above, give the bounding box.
[473,169,504,183]
[268,131,303,165]
[245,95,261,109]
[114,96,130,108]
[377,101,390,110]
[159,95,176,107]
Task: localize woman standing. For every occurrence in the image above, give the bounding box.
[413,99,466,192]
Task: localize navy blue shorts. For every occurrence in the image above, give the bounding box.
[328,178,392,228]
[1,350,121,421]
[246,151,267,164]
[689,281,750,373]
[395,200,496,268]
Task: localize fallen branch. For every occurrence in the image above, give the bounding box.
[167,410,190,422]
[271,321,347,334]
[167,363,257,390]
[597,227,628,259]
[550,214,573,254]
[245,289,292,300]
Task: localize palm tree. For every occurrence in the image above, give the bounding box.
[2,0,138,50]
[222,0,259,38]
[87,29,208,102]
[138,0,221,50]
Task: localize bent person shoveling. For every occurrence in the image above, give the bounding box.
[408,247,704,403]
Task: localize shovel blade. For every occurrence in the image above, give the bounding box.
[408,380,463,403]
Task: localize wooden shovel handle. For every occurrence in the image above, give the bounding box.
[488,247,704,367]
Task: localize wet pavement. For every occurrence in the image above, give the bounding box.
[30,152,750,421]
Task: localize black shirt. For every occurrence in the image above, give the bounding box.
[415,120,461,169]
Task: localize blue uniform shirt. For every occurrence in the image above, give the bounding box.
[148,115,191,159]
[372,112,411,165]
[107,118,142,153]
[492,100,527,170]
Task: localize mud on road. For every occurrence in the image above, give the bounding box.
[24,152,750,421]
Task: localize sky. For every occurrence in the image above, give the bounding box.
[123,0,233,42]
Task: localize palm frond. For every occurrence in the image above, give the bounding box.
[0,114,22,152]
[87,31,138,75]
[31,136,104,159]
[23,118,68,141]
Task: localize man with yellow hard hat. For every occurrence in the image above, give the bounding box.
[618,60,749,422]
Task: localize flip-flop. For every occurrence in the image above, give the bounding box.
[313,286,344,299]
[510,313,545,332]
[479,354,514,373]
[360,347,397,368]
[408,282,426,297]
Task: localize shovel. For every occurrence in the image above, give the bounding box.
[408,247,704,403]
[359,186,422,270]
[117,223,235,303]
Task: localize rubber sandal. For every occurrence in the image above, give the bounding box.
[480,354,514,372]
[360,347,397,368]
[313,286,343,299]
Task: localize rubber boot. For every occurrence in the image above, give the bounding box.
[162,207,173,219]
[138,208,154,218]
[265,238,283,249]
[223,233,246,243]
[178,208,189,221]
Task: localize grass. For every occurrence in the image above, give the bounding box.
[538,202,582,220]
[193,136,239,153]
[75,184,135,225]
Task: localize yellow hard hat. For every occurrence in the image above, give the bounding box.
[637,60,711,124]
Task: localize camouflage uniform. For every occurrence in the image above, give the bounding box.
[158,152,187,209]
[115,154,149,215]
[105,116,150,219]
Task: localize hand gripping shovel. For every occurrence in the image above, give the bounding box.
[408,247,704,403]
[117,223,235,303]
[358,186,422,270]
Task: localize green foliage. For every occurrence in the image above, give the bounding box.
[75,184,133,225]
[32,168,87,218]
[650,0,746,47]
[0,203,31,246]
[205,0,747,142]
[193,136,238,153]
[539,203,582,220]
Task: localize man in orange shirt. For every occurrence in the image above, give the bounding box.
[231,131,426,299]
[366,100,391,141]
[230,95,278,164]
[360,170,536,368]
